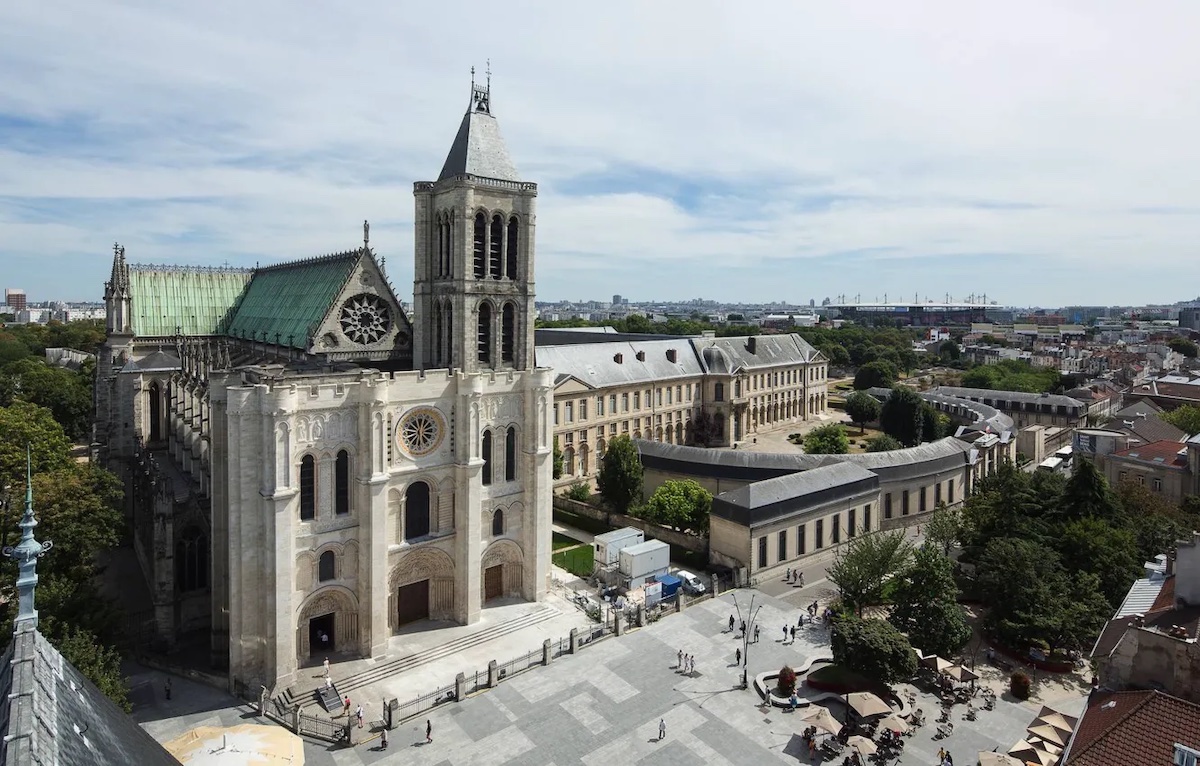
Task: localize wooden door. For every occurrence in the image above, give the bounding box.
[484,565,504,601]
[396,580,430,626]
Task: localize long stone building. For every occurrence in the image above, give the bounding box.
[94,78,553,694]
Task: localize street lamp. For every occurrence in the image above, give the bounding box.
[732,594,763,690]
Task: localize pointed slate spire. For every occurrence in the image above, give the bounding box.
[437,67,520,182]
[3,446,53,630]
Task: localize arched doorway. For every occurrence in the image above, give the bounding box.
[481,539,524,602]
[389,548,455,629]
[296,586,359,662]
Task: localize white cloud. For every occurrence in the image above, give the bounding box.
[1,0,1199,304]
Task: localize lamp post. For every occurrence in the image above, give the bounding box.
[733,594,763,690]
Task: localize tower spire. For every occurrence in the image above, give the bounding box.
[3,445,53,631]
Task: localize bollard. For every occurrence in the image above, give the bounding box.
[488,659,499,688]
[456,672,467,701]
[569,627,578,654]
[291,704,301,734]
[711,574,720,596]
[614,609,624,637]
[543,638,552,666]
[345,718,355,746]
[677,592,685,613]
[636,603,645,628]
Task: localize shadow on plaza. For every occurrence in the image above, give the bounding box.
[127,661,252,725]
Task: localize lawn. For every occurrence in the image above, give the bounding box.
[552,532,585,551]
[839,423,886,454]
[552,544,595,579]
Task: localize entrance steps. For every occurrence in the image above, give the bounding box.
[316,683,341,713]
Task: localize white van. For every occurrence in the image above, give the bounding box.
[676,570,706,595]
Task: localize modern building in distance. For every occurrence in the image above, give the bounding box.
[4,288,26,313]
[825,302,990,327]
[1179,306,1200,332]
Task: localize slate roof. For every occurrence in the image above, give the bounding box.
[438,87,520,182]
[127,265,253,337]
[0,622,180,765]
[695,335,824,374]
[224,250,361,349]
[536,340,704,388]
[1109,414,1187,445]
[1109,440,1189,469]
[932,385,1086,410]
[1063,690,1200,765]
[119,350,181,374]
[1112,400,1164,418]
[713,462,879,527]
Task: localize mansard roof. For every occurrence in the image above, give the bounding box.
[437,83,521,183]
[224,249,362,349]
[126,264,253,337]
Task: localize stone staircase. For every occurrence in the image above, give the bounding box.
[276,606,561,711]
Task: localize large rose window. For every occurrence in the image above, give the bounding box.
[339,294,391,345]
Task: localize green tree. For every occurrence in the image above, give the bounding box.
[852,360,897,390]
[803,423,850,455]
[827,531,915,615]
[937,340,961,363]
[831,615,918,684]
[53,626,131,712]
[845,391,882,433]
[865,433,902,452]
[552,436,563,480]
[1168,337,1199,358]
[0,358,94,441]
[1060,459,1122,522]
[920,404,946,442]
[1057,518,1141,609]
[889,546,971,657]
[0,401,72,488]
[924,504,961,556]
[818,343,851,367]
[596,435,643,513]
[879,386,924,447]
[961,360,1062,393]
[641,479,712,533]
[16,464,123,580]
[1161,404,1200,436]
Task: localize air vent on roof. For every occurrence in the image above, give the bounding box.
[635,351,646,362]
[666,349,677,363]
[614,353,623,364]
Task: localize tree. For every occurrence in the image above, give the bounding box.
[845,391,882,433]
[803,423,850,455]
[552,436,564,480]
[924,504,961,556]
[920,404,946,442]
[596,435,643,513]
[12,464,124,581]
[0,358,94,441]
[853,360,897,390]
[937,340,961,363]
[1168,337,1199,358]
[53,626,131,712]
[641,479,712,533]
[827,531,915,615]
[889,546,971,657]
[831,615,917,684]
[879,386,924,447]
[0,401,72,488]
[1057,517,1141,609]
[1060,459,1122,523]
[865,433,902,452]
[1161,405,1200,436]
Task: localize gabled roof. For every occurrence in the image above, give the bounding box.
[224,250,361,349]
[696,334,823,374]
[1064,690,1200,765]
[1109,439,1189,469]
[0,623,180,765]
[535,339,703,387]
[127,265,253,337]
[438,84,520,182]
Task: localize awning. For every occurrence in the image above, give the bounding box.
[846,735,877,758]
[921,655,954,673]
[846,691,892,718]
[799,705,842,736]
[945,664,980,682]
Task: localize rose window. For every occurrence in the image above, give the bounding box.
[339,294,391,345]
[398,408,445,456]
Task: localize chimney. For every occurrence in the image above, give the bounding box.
[1167,551,1176,577]
[613,353,623,364]
[666,349,677,363]
[748,336,757,354]
[635,350,646,362]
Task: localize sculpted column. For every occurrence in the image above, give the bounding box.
[363,380,390,658]
[454,376,484,624]
[522,370,554,601]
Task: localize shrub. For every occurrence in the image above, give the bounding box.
[565,480,591,502]
[777,665,797,696]
[1010,670,1031,700]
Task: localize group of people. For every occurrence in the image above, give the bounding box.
[785,568,805,586]
[677,650,696,674]
[937,747,955,765]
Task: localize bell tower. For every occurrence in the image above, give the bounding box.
[413,69,537,374]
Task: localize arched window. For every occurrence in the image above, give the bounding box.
[714,382,725,402]
[506,216,519,279]
[318,550,336,581]
[335,450,350,515]
[444,304,454,369]
[433,303,443,366]
[481,430,493,485]
[149,381,162,442]
[445,212,454,278]
[404,481,431,541]
[175,527,207,592]
[501,302,516,363]
[492,509,504,537]
[299,455,316,520]
[436,214,445,277]
[505,427,517,481]
[477,303,492,364]
[473,212,487,278]
[489,214,503,279]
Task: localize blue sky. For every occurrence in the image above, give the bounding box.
[2,2,1200,306]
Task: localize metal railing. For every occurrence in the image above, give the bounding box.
[298,712,343,742]
[395,684,456,722]
[498,648,541,681]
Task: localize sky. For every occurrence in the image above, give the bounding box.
[2,2,1199,307]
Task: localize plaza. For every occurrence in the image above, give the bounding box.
[135,585,1072,765]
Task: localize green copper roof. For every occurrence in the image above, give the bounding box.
[128,266,253,337]
[224,250,361,349]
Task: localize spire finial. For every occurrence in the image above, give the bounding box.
[486,59,491,91]
[363,219,370,249]
[471,65,475,89]
[3,444,53,631]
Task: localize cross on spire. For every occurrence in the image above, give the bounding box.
[3,445,53,630]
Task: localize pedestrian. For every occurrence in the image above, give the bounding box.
[678,649,683,668]
[754,624,760,643]
[790,625,796,641]
[381,728,388,749]
[323,657,330,677]
[740,620,746,636]
[659,718,666,741]
[164,678,172,701]
[688,655,693,673]
[783,625,788,641]
[808,738,816,759]
[736,647,742,665]
[938,747,946,762]
[343,696,351,717]
[798,572,804,586]
[356,704,364,729]
[325,675,333,690]
[728,614,735,632]
[426,719,433,743]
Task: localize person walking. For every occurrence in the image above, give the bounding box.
[790,625,797,642]
[798,572,804,586]
[728,614,735,632]
[658,718,666,741]
[783,625,788,641]
[736,647,742,665]
[325,675,333,690]
[426,719,433,743]
[323,657,330,678]
[356,704,364,729]
[754,624,760,643]
[740,620,746,636]
[678,649,683,668]
[342,696,351,717]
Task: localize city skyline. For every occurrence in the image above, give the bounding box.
[3,2,1200,304]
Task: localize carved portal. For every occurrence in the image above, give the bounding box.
[481,539,524,599]
[296,586,359,660]
[388,547,455,627]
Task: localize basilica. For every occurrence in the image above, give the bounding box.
[94,78,553,694]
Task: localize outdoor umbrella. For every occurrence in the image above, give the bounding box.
[846,735,878,758]
[800,705,842,736]
[1008,740,1056,766]
[946,664,980,682]
[1028,739,1063,757]
[921,655,954,673]
[876,713,909,734]
[1032,708,1076,734]
[978,753,1024,766]
[1026,723,1067,747]
[846,692,892,718]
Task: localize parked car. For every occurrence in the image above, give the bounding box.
[676,570,706,595]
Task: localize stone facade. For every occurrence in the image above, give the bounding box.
[94,79,554,693]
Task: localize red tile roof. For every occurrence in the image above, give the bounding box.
[1065,690,1200,765]
[1110,440,1189,468]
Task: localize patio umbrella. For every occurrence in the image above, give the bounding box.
[921,655,954,673]
[978,753,1024,766]
[1037,705,1078,730]
[1026,723,1067,747]
[800,705,842,736]
[846,691,892,718]
[876,713,909,734]
[946,664,980,682]
[1032,709,1075,734]
[1008,740,1056,766]
[846,735,878,758]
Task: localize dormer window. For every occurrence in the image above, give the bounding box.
[636,351,646,362]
